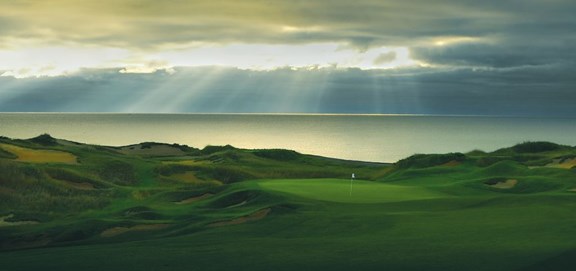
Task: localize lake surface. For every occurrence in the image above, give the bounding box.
[1,113,575,162]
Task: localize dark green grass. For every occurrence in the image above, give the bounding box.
[2,137,576,270]
[2,181,576,271]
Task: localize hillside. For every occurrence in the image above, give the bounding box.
[382,141,576,194]
[0,134,386,249]
[1,136,576,270]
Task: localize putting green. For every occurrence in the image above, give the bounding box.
[257,178,447,203]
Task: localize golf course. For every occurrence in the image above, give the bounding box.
[1,134,576,270]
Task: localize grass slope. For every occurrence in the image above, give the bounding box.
[1,137,576,270]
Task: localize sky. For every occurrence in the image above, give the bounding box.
[0,0,575,115]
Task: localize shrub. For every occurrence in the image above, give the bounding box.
[512,141,562,153]
[396,153,466,169]
[253,149,301,161]
[29,134,58,146]
[201,145,236,155]
[171,143,199,153]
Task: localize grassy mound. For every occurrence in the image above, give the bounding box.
[2,135,576,270]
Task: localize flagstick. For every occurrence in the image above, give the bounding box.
[349,174,354,196]
[349,177,353,196]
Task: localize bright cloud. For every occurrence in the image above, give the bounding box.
[0,45,131,78]
[0,42,419,77]
[154,43,418,70]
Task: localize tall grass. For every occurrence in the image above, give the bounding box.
[0,160,112,214]
[97,160,138,185]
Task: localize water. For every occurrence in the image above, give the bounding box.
[1,113,575,162]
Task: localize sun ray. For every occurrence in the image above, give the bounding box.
[212,70,260,112]
[166,67,229,112]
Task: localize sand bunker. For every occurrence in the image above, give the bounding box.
[0,214,39,227]
[175,193,213,204]
[546,158,576,169]
[0,143,77,164]
[100,224,170,238]
[208,208,271,227]
[225,200,247,209]
[489,179,518,189]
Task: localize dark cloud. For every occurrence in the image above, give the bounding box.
[1,66,575,116]
[2,0,573,75]
[1,0,575,115]
[401,0,576,69]
[1,0,574,49]
[411,40,576,68]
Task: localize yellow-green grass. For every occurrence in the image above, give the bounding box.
[166,171,223,186]
[256,178,448,203]
[171,172,200,182]
[0,143,77,164]
[162,160,210,166]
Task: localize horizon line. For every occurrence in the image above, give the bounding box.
[2,112,575,119]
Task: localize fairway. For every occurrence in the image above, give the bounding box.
[257,178,447,203]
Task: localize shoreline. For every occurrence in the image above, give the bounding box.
[1,114,575,163]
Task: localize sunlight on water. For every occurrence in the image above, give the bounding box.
[1,113,575,162]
